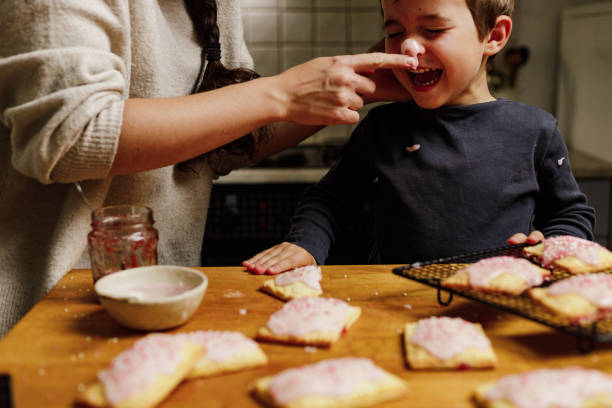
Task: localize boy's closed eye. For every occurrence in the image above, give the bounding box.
[423,27,448,36]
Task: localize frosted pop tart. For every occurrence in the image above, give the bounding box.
[252,357,407,408]
[261,265,323,301]
[529,273,612,323]
[523,235,612,274]
[473,367,612,407]
[404,316,497,369]
[176,330,267,379]
[77,334,203,408]
[257,296,361,347]
[442,256,550,295]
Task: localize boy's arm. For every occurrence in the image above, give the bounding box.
[243,116,378,274]
[532,126,595,239]
[284,119,378,265]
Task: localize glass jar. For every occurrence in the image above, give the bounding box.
[88,205,158,282]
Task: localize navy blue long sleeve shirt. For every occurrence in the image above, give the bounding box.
[286,99,595,265]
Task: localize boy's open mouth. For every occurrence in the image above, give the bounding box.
[409,68,443,87]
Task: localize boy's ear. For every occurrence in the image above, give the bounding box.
[484,15,512,57]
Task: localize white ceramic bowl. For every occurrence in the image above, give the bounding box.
[94,265,207,331]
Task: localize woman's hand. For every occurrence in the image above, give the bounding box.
[242,242,316,275]
[507,230,544,245]
[272,53,415,126]
[362,38,412,104]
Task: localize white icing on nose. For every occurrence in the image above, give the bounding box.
[401,38,422,69]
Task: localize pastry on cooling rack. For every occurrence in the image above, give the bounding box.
[523,235,612,274]
[261,265,323,301]
[175,331,267,379]
[257,296,361,347]
[252,357,407,408]
[403,316,497,369]
[441,256,550,295]
[473,367,612,407]
[77,334,203,408]
[528,273,612,322]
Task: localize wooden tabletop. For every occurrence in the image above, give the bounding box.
[1,265,611,407]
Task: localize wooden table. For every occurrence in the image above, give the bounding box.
[1,265,611,407]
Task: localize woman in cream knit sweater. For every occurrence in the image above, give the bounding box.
[0,0,413,336]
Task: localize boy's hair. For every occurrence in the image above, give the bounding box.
[465,0,514,40]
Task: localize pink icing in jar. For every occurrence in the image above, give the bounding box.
[88,205,158,282]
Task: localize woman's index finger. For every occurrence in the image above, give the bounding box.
[348,52,416,72]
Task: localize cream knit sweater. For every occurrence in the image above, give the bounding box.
[0,0,253,336]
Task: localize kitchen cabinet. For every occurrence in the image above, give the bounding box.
[202,178,374,266]
[570,150,612,248]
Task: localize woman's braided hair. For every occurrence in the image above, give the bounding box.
[182,0,268,165]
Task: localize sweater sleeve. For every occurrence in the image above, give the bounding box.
[0,0,128,184]
[286,117,378,264]
[532,122,595,239]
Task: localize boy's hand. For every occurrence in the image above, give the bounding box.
[507,230,544,246]
[242,242,317,275]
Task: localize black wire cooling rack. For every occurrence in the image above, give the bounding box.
[392,244,612,353]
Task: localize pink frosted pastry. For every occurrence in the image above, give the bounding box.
[523,235,612,274]
[473,367,612,408]
[404,316,497,369]
[442,256,550,295]
[78,334,203,408]
[176,331,268,378]
[261,265,323,301]
[252,357,407,408]
[529,273,612,322]
[257,296,361,347]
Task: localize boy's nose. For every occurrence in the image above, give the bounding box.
[401,38,424,58]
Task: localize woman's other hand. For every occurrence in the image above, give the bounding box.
[507,230,544,245]
[272,53,415,126]
[243,242,316,275]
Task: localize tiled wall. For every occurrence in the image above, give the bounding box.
[241,0,384,145]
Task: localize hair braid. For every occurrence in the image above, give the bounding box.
[182,0,268,162]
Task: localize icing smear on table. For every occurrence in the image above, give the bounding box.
[274,265,322,290]
[547,273,612,307]
[541,236,603,267]
[462,256,544,288]
[409,316,491,360]
[485,367,612,408]
[176,331,258,363]
[268,357,390,405]
[266,297,349,336]
[98,334,185,405]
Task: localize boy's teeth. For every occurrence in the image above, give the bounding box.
[409,68,442,86]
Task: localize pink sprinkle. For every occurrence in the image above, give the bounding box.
[406,144,421,152]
